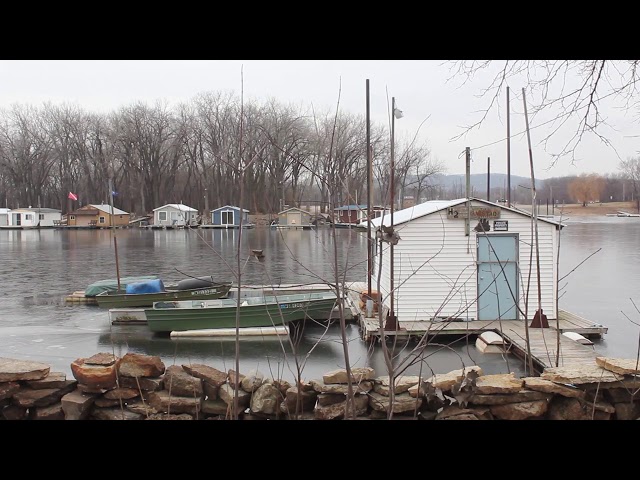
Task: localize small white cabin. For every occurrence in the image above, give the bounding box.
[152,203,198,227]
[9,207,62,228]
[0,208,9,226]
[369,198,563,322]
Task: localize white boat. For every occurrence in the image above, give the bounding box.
[607,211,640,217]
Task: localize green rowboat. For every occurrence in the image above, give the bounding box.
[96,281,232,309]
[145,291,338,333]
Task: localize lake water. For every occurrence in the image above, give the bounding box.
[0,217,638,383]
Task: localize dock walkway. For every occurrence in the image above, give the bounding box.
[345,281,606,373]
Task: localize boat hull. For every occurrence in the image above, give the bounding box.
[145,295,337,333]
[96,284,232,309]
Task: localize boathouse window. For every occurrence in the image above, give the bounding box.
[70,215,75,220]
[99,216,106,224]
[25,214,33,221]
[159,211,167,221]
[39,214,45,220]
[221,211,234,224]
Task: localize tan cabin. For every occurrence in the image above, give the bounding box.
[68,204,130,227]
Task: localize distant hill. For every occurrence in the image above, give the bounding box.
[431,173,542,192]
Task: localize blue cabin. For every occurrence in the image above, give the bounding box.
[210,205,250,228]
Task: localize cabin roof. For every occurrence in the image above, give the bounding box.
[210,205,249,213]
[369,198,563,228]
[9,207,61,213]
[278,207,311,215]
[334,204,367,211]
[153,203,197,212]
[90,204,128,215]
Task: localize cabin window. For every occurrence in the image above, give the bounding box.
[170,211,179,220]
[99,216,106,224]
[70,215,75,220]
[221,211,234,224]
[159,211,167,221]
[39,214,45,220]
[25,214,33,221]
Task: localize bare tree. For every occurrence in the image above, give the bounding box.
[620,157,640,213]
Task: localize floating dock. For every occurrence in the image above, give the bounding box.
[64,291,97,305]
[345,281,607,374]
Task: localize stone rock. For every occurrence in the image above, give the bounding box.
[218,384,251,408]
[241,369,265,393]
[91,407,143,420]
[227,369,245,389]
[273,379,292,397]
[373,375,421,396]
[441,413,479,420]
[204,382,219,400]
[61,389,97,420]
[418,410,438,420]
[119,375,163,392]
[541,364,623,384]
[604,388,638,403]
[368,391,422,414]
[596,357,640,376]
[71,357,120,389]
[435,405,479,420]
[547,396,595,420]
[0,382,20,400]
[423,366,483,392]
[77,384,108,394]
[523,377,585,398]
[475,374,523,394]
[490,400,548,420]
[26,372,69,390]
[314,394,369,420]
[147,390,202,415]
[250,383,281,415]
[317,393,346,407]
[614,401,640,420]
[163,365,203,397]
[0,358,50,382]
[85,353,117,366]
[30,402,65,420]
[146,413,194,420]
[126,400,160,417]
[94,397,122,408]
[118,353,165,378]
[281,386,318,415]
[580,395,615,413]
[310,378,373,394]
[103,387,140,400]
[468,389,552,405]
[323,367,375,384]
[182,364,227,388]
[296,380,315,392]
[202,398,231,416]
[2,404,28,420]
[12,381,77,408]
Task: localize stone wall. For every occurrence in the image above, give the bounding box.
[1,354,639,420]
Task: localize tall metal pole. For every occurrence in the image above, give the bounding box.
[108,178,121,292]
[366,79,372,297]
[465,147,470,237]
[507,86,511,207]
[388,97,396,329]
[487,157,491,201]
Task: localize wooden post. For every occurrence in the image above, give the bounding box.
[487,157,490,201]
[507,86,511,207]
[366,79,372,298]
[465,147,471,237]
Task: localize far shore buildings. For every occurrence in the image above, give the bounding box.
[152,203,198,227]
[3,207,62,228]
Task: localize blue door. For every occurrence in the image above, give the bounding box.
[477,234,518,320]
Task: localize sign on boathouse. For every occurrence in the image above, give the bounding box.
[447,206,501,220]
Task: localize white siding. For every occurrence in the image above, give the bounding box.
[371,200,559,321]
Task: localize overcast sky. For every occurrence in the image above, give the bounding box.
[0,60,637,179]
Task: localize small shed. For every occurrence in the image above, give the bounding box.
[0,208,9,226]
[369,198,563,322]
[278,207,312,228]
[8,207,62,228]
[335,204,390,225]
[153,203,198,227]
[68,204,129,227]
[210,205,249,228]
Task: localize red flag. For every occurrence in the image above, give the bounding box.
[68,192,78,201]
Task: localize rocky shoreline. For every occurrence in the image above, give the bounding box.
[1,354,640,420]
